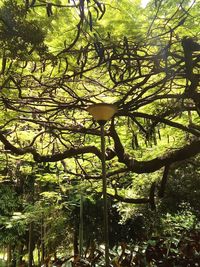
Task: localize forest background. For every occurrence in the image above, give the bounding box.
[0,0,199,266]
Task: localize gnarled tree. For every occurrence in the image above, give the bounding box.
[0,0,199,207]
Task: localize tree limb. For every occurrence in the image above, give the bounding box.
[110,123,200,173]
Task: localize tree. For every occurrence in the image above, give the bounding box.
[0,1,199,262]
[0,0,199,205]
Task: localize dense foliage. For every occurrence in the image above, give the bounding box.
[0,0,199,266]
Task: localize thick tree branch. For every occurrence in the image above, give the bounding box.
[0,131,101,162]
[1,121,199,175]
[110,123,200,173]
[33,146,102,162]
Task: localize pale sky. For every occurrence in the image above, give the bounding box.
[141,0,150,8]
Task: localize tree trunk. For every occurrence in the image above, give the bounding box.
[79,194,84,258]
[3,246,6,260]
[41,217,46,264]
[37,242,41,267]
[28,222,34,267]
[17,243,24,266]
[73,225,79,262]
[7,244,12,267]
[27,175,35,267]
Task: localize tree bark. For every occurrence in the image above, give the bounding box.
[6,244,11,267]
[73,225,79,262]
[28,222,34,267]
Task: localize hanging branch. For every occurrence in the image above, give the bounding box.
[110,121,200,173]
[158,164,170,198]
[149,182,156,210]
[182,37,200,116]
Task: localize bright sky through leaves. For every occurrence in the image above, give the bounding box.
[141,0,150,8]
